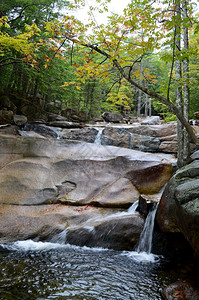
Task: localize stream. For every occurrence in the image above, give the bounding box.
[0,125,197,299]
[0,241,191,300]
[0,204,195,299]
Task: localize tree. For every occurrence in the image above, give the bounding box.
[60,0,199,161]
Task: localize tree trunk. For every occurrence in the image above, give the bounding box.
[175,0,185,167]
[182,0,190,164]
[83,44,199,148]
[137,60,143,117]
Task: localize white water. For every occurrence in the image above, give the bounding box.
[127,200,139,213]
[48,126,63,139]
[0,201,159,263]
[122,250,159,263]
[0,240,108,252]
[94,128,103,144]
[136,203,158,254]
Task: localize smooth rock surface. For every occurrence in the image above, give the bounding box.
[0,133,175,246]
[141,116,161,125]
[102,112,123,123]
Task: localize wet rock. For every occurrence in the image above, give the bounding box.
[0,134,175,245]
[162,281,199,300]
[23,122,58,138]
[0,204,119,243]
[102,112,123,123]
[102,127,129,148]
[62,127,98,143]
[66,214,144,250]
[138,195,156,216]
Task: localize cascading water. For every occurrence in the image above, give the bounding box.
[136,203,158,254]
[94,128,103,144]
[0,200,192,299]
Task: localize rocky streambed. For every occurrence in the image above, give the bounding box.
[0,132,175,248]
[1,121,199,299]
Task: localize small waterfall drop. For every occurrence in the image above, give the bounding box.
[127,200,138,214]
[94,128,103,144]
[48,126,63,139]
[136,203,158,254]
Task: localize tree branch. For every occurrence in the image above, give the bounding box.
[80,42,198,146]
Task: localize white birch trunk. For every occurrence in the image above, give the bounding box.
[137,61,143,117]
[175,0,184,167]
[182,0,190,164]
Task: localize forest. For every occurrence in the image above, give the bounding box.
[0,0,199,154]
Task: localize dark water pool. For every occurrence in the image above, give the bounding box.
[0,241,194,300]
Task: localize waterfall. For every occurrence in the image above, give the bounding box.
[136,203,158,254]
[127,200,138,214]
[94,128,103,144]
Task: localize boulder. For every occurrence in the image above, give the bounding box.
[62,127,98,143]
[101,123,177,153]
[162,281,199,300]
[141,116,161,125]
[194,111,199,119]
[102,112,123,123]
[0,204,120,243]
[102,127,129,148]
[0,110,13,125]
[129,133,160,152]
[23,122,58,138]
[13,114,27,126]
[0,134,175,246]
[66,214,144,250]
[48,113,68,122]
[157,160,199,258]
[0,125,19,135]
[128,123,177,138]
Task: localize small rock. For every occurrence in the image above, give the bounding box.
[162,281,199,300]
[14,114,27,126]
[102,112,123,123]
[141,116,161,125]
